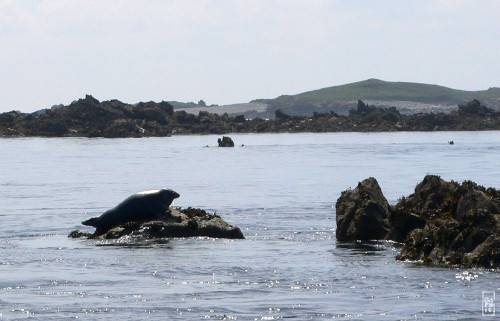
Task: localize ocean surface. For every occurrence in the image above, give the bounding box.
[1,132,499,320]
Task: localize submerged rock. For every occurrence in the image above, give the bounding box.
[336,175,500,268]
[70,207,245,240]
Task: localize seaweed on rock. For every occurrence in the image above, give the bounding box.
[336,175,500,268]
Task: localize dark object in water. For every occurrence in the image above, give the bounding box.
[218,136,234,147]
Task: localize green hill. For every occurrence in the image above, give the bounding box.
[249,79,500,117]
[256,79,500,105]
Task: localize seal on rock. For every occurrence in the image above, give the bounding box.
[82,188,180,235]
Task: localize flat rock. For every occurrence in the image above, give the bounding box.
[69,207,245,240]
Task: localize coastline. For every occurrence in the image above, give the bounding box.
[1,96,499,138]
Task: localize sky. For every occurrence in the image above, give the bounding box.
[1,0,499,113]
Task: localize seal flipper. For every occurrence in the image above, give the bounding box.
[82,217,100,227]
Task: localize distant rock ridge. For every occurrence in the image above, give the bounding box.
[336,175,500,268]
[2,97,500,137]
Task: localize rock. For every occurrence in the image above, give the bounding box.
[232,115,246,123]
[396,177,500,268]
[352,100,374,114]
[397,175,452,215]
[133,102,170,125]
[218,136,234,147]
[389,207,426,243]
[3,99,500,137]
[274,109,291,120]
[458,99,490,116]
[103,119,142,138]
[455,184,499,222]
[336,175,500,268]
[69,207,244,240]
[337,175,500,268]
[335,177,392,241]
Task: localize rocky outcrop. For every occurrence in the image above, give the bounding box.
[335,177,392,241]
[69,207,245,240]
[217,136,234,147]
[2,98,500,137]
[395,177,500,268]
[336,175,500,268]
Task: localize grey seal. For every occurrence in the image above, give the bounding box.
[82,188,180,235]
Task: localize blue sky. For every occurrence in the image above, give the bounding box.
[1,0,499,112]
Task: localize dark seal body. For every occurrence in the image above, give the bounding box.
[82,188,180,235]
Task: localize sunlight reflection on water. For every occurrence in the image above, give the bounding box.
[0,132,499,320]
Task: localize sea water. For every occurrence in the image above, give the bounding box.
[0,132,499,320]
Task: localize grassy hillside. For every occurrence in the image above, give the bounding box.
[255,79,500,104]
